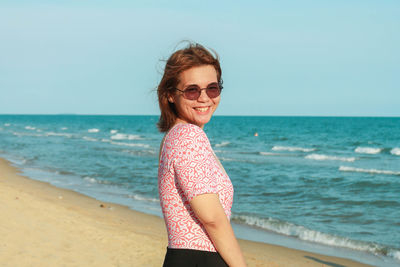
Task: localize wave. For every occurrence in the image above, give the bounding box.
[88,128,100,133]
[272,146,315,153]
[13,132,43,137]
[259,152,281,156]
[121,149,156,156]
[82,136,98,142]
[355,147,382,154]
[25,126,36,130]
[4,123,10,127]
[391,148,400,156]
[11,131,74,138]
[219,157,236,162]
[101,139,150,148]
[339,166,400,176]
[61,127,68,130]
[1,154,28,165]
[110,129,118,134]
[232,214,400,260]
[110,133,142,140]
[45,132,73,138]
[83,176,110,184]
[128,194,159,203]
[306,154,356,162]
[219,157,258,164]
[390,250,400,261]
[215,141,231,147]
[110,141,149,148]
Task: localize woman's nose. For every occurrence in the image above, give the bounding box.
[197,89,210,102]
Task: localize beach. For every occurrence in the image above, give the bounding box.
[0,157,372,267]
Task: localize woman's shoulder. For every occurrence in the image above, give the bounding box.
[165,123,209,146]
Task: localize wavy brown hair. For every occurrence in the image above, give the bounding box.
[157,42,222,132]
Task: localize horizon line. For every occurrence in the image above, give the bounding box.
[0,113,399,118]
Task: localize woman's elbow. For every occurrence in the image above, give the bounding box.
[199,213,228,229]
[190,193,229,228]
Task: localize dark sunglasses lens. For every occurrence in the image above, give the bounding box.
[183,87,200,100]
[206,86,221,98]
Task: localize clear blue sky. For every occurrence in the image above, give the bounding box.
[1,0,399,116]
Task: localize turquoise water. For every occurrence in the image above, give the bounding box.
[0,115,399,265]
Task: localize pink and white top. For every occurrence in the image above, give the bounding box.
[158,123,234,252]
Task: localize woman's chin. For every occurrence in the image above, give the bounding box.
[193,118,211,128]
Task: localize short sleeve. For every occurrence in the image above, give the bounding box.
[172,124,218,202]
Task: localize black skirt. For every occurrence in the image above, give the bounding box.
[162,247,228,267]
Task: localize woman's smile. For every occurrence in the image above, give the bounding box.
[194,106,210,113]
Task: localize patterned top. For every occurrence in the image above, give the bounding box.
[158,123,234,252]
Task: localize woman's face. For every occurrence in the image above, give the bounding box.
[169,65,220,129]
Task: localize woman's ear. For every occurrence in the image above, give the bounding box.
[168,95,174,103]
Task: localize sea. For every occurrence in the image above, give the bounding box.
[0,115,399,266]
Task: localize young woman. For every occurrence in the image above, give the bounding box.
[157,43,247,267]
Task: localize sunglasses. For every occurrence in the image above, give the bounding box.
[175,82,223,100]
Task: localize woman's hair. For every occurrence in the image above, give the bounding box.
[157,42,222,132]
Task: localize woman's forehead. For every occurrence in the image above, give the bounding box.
[179,65,218,87]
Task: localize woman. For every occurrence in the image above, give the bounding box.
[157,43,246,267]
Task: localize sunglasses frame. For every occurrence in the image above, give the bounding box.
[174,82,223,101]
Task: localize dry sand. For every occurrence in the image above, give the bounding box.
[0,158,372,267]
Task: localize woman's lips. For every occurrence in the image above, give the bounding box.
[194,106,210,113]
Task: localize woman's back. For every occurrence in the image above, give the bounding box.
[158,123,233,252]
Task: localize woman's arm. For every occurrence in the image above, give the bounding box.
[190,193,247,267]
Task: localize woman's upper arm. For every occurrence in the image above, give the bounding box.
[190,193,227,225]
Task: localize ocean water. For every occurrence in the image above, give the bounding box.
[0,115,399,266]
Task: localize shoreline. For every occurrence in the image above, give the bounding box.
[0,157,374,266]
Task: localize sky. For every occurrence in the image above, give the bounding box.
[0,0,399,116]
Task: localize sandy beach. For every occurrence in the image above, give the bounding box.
[0,157,372,267]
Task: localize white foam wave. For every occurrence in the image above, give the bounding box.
[45,132,73,138]
[25,126,36,130]
[219,157,238,162]
[390,148,400,156]
[389,250,400,261]
[4,123,10,127]
[83,176,110,184]
[110,133,142,140]
[88,128,99,133]
[13,132,43,137]
[61,127,68,130]
[110,129,118,134]
[272,145,315,152]
[306,154,356,162]
[106,140,150,148]
[84,176,97,183]
[3,155,28,165]
[233,214,393,258]
[82,136,97,142]
[259,152,280,156]
[339,166,400,176]
[215,141,230,147]
[128,194,159,203]
[355,147,381,154]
